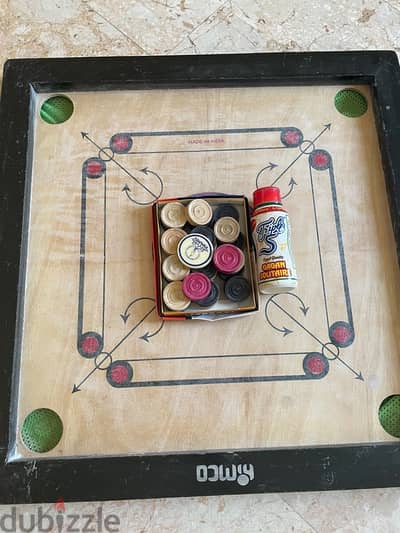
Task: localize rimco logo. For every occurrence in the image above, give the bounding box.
[196,464,255,486]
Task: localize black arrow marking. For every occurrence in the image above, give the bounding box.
[74,306,157,392]
[120,311,129,324]
[265,293,309,335]
[265,298,293,336]
[140,166,157,175]
[336,357,364,380]
[139,320,164,342]
[255,162,279,188]
[82,132,159,200]
[280,292,309,316]
[81,131,97,144]
[110,306,157,356]
[72,358,105,394]
[314,123,332,142]
[121,295,163,342]
[269,298,362,380]
[281,177,298,199]
[121,184,156,206]
[271,123,332,186]
[139,167,164,198]
[112,158,157,199]
[120,296,155,324]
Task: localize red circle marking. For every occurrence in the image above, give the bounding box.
[332,325,351,344]
[283,129,300,145]
[81,335,100,355]
[306,356,325,375]
[86,160,103,176]
[112,135,130,152]
[110,365,130,384]
[312,151,329,168]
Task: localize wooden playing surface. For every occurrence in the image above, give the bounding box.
[11,85,400,460]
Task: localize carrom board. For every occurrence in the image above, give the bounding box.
[1,52,400,503]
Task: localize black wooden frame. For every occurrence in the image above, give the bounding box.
[1,52,400,503]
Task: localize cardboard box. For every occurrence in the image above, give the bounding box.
[152,194,259,320]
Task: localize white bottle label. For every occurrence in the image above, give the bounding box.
[252,209,297,287]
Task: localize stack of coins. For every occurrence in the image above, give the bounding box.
[163,281,191,311]
[213,244,245,275]
[212,203,240,223]
[160,202,187,228]
[158,198,252,312]
[161,228,187,255]
[182,273,211,302]
[214,217,240,243]
[190,225,216,246]
[186,199,213,226]
[162,254,190,281]
[224,276,251,302]
[177,233,213,270]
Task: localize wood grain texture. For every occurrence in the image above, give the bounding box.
[12,84,400,459]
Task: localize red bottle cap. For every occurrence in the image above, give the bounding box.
[253,186,282,208]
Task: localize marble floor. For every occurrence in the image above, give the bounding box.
[1,1,400,531]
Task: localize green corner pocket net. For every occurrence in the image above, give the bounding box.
[379,395,400,438]
[334,89,368,118]
[40,95,74,124]
[21,408,63,453]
